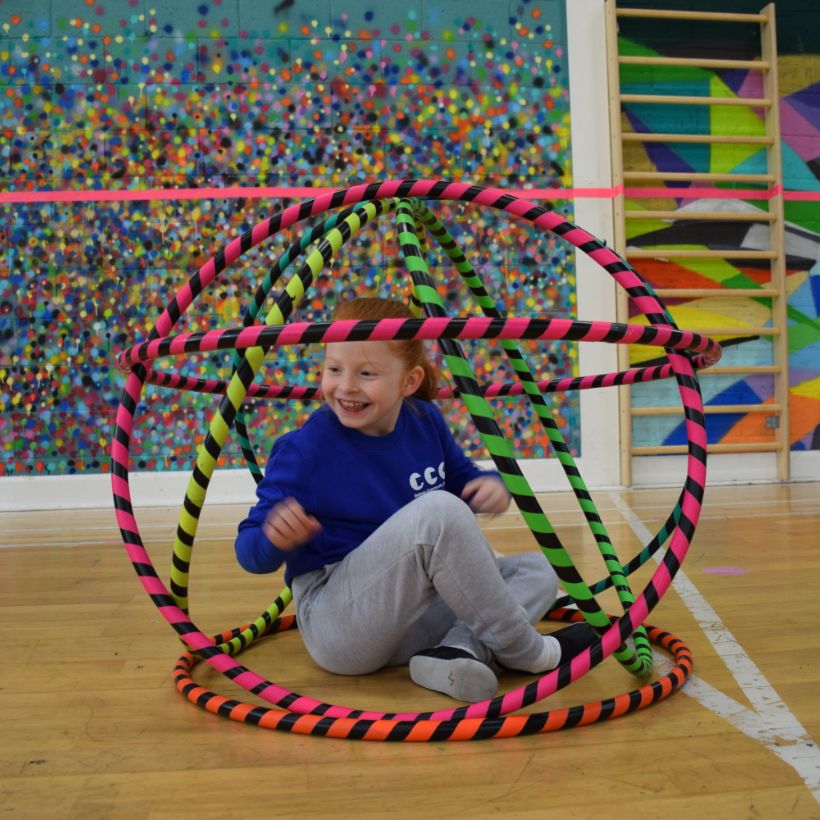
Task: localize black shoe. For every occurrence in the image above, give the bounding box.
[409,646,498,702]
[550,622,599,662]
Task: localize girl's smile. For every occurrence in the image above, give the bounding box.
[322,340,424,436]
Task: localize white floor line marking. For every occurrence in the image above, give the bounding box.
[608,491,820,806]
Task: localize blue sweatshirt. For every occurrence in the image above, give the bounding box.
[235,400,489,585]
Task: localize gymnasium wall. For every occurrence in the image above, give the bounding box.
[0,0,579,479]
[0,0,817,488]
[617,0,820,454]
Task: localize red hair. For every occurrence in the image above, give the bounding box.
[332,297,441,401]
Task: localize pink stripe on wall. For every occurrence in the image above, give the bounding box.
[3,185,817,206]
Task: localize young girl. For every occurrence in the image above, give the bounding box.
[235,297,595,702]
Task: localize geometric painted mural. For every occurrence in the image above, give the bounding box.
[618,27,820,451]
[0,1,579,477]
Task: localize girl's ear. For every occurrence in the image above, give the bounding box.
[402,365,425,397]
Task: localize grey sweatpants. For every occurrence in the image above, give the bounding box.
[290,491,558,675]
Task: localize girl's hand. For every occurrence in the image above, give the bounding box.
[262,497,322,551]
[461,476,511,516]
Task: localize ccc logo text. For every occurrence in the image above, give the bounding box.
[409,462,446,493]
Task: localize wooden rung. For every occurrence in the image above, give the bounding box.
[633,442,781,456]
[702,365,779,375]
[653,288,778,298]
[632,404,781,417]
[624,171,774,183]
[626,249,777,260]
[629,365,780,377]
[622,132,773,145]
[617,9,766,23]
[626,326,779,338]
[627,210,774,222]
[691,326,779,337]
[619,56,769,71]
[620,93,771,107]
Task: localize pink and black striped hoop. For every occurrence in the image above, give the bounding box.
[112,180,720,740]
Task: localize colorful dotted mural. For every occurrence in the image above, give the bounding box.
[0,0,578,476]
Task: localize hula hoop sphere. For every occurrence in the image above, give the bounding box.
[112,180,721,742]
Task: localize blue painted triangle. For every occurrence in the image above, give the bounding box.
[782,141,820,191]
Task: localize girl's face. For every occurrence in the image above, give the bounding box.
[321,341,424,436]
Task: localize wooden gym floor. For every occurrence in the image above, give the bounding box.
[1,482,818,819]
